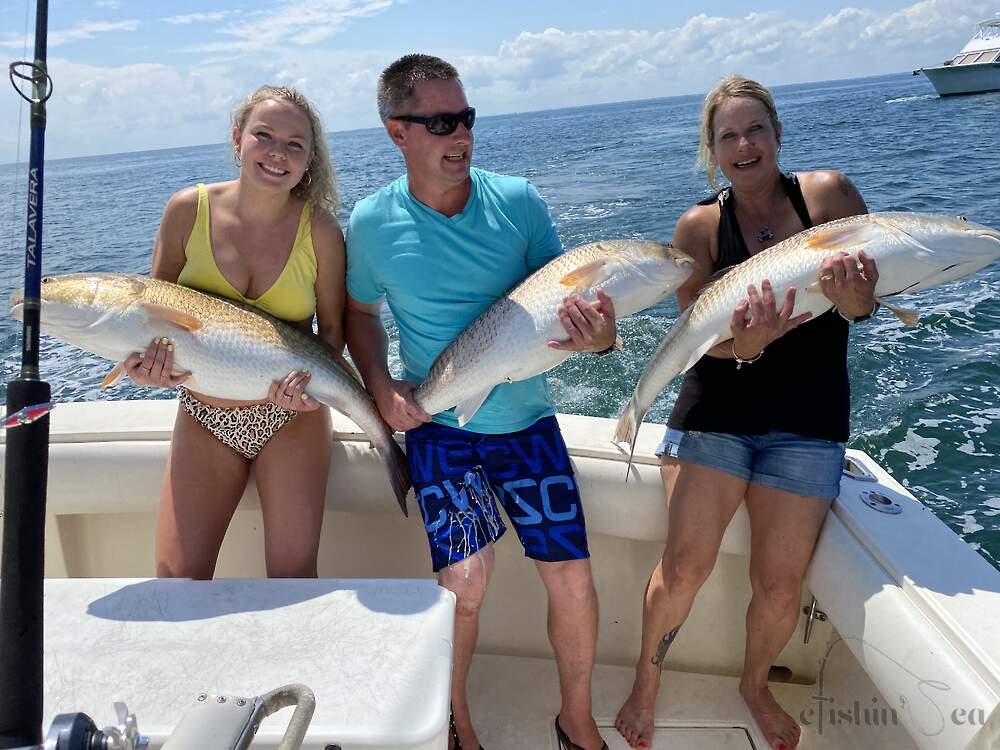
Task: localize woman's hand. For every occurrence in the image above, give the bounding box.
[819,250,878,319]
[730,281,812,359]
[125,337,191,388]
[268,369,320,412]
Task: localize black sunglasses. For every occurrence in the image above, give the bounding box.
[393,107,476,136]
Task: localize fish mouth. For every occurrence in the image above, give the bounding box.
[670,249,695,266]
[10,289,23,307]
[976,228,1000,246]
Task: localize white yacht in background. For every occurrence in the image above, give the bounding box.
[917,16,1000,95]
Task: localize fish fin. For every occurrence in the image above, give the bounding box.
[614,335,625,352]
[100,361,127,391]
[678,333,721,375]
[875,296,919,326]
[139,302,203,332]
[613,391,645,468]
[803,219,879,253]
[559,259,613,291]
[455,387,494,427]
[337,352,364,385]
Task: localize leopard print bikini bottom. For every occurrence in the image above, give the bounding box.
[177,386,297,460]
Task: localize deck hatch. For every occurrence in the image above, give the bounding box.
[597,726,755,749]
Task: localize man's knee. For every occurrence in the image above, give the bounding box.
[538,558,596,602]
[439,551,493,615]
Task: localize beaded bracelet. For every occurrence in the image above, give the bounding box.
[732,341,764,369]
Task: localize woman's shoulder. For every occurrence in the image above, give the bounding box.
[675,200,721,242]
[163,181,232,219]
[308,204,345,258]
[796,170,867,223]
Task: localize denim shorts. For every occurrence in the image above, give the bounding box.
[656,428,846,500]
[405,416,590,572]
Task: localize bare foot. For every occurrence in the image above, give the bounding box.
[740,683,801,750]
[615,674,658,749]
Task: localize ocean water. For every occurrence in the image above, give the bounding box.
[2,72,998,567]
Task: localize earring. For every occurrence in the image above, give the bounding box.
[300,170,312,187]
[233,147,242,168]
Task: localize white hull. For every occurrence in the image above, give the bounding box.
[2,400,999,749]
[921,63,1000,95]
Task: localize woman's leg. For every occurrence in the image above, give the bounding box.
[741,484,832,750]
[155,406,251,579]
[254,406,332,578]
[616,457,748,749]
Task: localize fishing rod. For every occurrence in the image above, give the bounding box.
[1,0,53,744]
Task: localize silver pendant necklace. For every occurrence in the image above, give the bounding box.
[756,227,774,243]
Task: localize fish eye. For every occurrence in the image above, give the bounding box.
[42,277,50,284]
[958,215,968,222]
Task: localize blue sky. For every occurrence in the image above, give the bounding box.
[0,0,992,161]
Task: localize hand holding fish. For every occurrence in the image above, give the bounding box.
[373,377,432,432]
[730,281,812,359]
[124,336,190,388]
[267,369,319,412]
[549,289,618,352]
[818,250,879,319]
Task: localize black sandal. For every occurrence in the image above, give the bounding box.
[449,707,486,750]
[555,714,608,750]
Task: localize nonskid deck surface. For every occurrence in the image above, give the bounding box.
[467,653,919,750]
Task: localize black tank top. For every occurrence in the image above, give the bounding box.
[667,173,850,442]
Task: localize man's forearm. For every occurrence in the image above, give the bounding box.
[345,308,393,393]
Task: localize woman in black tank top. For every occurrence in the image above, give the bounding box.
[615,77,880,750]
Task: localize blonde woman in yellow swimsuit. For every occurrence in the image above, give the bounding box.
[126,85,345,579]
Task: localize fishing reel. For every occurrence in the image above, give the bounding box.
[37,701,147,749]
[27,684,315,750]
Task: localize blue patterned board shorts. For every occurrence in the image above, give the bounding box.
[405,416,590,572]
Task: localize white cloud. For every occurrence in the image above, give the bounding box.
[456,0,984,113]
[96,1,121,8]
[1,20,140,49]
[185,0,397,54]
[162,12,232,25]
[0,0,990,163]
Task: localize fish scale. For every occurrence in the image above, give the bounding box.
[614,212,1000,456]
[415,240,695,426]
[10,273,412,514]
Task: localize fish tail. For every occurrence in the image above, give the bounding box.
[372,434,412,517]
[613,391,646,465]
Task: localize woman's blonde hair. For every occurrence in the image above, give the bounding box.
[696,75,781,189]
[232,85,340,214]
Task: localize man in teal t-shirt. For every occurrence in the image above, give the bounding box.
[345,54,613,750]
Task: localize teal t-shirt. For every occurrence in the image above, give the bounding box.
[346,167,562,434]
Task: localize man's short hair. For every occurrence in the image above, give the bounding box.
[377,54,461,122]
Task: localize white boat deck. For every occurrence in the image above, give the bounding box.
[468,653,919,750]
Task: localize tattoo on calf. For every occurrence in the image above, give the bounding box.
[651,625,681,667]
